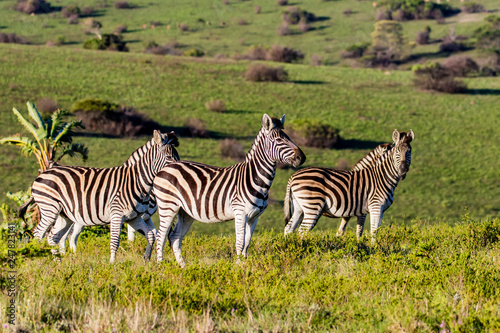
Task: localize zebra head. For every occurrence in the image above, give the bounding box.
[392,129,414,180]
[261,114,306,168]
[153,130,180,167]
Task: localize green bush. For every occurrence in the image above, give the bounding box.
[287,119,340,149]
[184,48,205,57]
[71,99,119,113]
[83,34,128,52]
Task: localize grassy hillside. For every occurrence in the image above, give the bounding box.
[1,0,499,65]
[2,218,500,332]
[1,44,499,234]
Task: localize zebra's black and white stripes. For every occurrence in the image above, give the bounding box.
[154,114,306,267]
[284,130,414,240]
[27,130,180,262]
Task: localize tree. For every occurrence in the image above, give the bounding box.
[371,20,405,55]
[0,101,88,173]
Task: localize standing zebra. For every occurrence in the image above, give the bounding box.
[23,130,179,262]
[284,129,413,240]
[154,114,306,267]
[53,139,162,254]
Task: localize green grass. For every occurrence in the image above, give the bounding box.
[1,44,500,233]
[2,217,500,331]
[1,0,499,65]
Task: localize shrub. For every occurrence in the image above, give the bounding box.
[415,30,430,45]
[462,3,485,13]
[413,63,467,93]
[336,158,350,170]
[282,7,316,25]
[376,0,459,20]
[298,20,311,33]
[68,15,79,25]
[287,119,340,149]
[340,42,370,59]
[442,56,479,77]
[439,41,468,53]
[244,64,288,82]
[114,1,132,9]
[343,8,353,16]
[0,33,28,44]
[276,22,291,36]
[376,10,392,21]
[266,45,304,63]
[474,16,500,54]
[276,0,288,6]
[15,0,52,14]
[393,9,407,21]
[219,139,245,161]
[36,97,59,114]
[205,100,227,113]
[83,18,102,30]
[371,20,404,54]
[83,34,128,52]
[184,118,209,138]
[311,54,322,66]
[362,51,398,68]
[238,19,248,26]
[114,24,127,34]
[178,23,189,32]
[55,35,66,46]
[61,6,81,18]
[71,99,160,137]
[184,48,204,57]
[81,6,94,16]
[222,0,229,4]
[254,6,261,14]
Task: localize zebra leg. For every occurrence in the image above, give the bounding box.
[356,215,367,240]
[58,223,74,254]
[109,212,125,263]
[242,217,259,257]
[169,210,194,268]
[284,196,304,235]
[47,216,73,256]
[33,204,61,240]
[369,209,384,245]
[156,204,180,263]
[127,224,136,242]
[297,204,324,236]
[336,217,351,237]
[234,212,248,259]
[69,223,84,253]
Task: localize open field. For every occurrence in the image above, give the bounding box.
[2,218,500,332]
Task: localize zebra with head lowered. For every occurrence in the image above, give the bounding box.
[284,130,414,241]
[22,130,180,262]
[154,114,306,267]
[50,138,163,255]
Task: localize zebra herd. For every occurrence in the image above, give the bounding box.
[20,114,414,266]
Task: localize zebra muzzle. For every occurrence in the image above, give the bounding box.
[291,148,306,168]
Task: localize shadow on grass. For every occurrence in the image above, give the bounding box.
[463,89,500,96]
[290,80,325,85]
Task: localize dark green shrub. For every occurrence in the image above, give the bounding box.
[474,16,500,54]
[71,99,119,113]
[266,45,304,63]
[340,42,370,59]
[83,34,128,52]
[376,0,459,20]
[287,119,340,149]
[462,2,485,13]
[184,48,205,57]
[61,5,81,18]
[282,7,316,25]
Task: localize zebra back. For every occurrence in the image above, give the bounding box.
[352,143,392,171]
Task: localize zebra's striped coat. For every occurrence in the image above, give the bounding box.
[29,130,179,262]
[284,130,413,240]
[154,114,306,267]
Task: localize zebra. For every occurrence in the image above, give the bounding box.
[154,114,306,267]
[22,130,180,262]
[52,142,162,255]
[283,129,414,241]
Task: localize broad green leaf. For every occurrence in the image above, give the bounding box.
[27,101,46,131]
[12,107,39,140]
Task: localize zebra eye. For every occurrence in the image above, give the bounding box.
[275,137,283,143]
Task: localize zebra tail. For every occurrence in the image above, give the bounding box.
[19,196,35,222]
[283,179,292,226]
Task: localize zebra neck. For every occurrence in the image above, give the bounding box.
[243,130,276,190]
[377,152,400,187]
[128,147,157,193]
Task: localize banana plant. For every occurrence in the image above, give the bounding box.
[0,101,88,173]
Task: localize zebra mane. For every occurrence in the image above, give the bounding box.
[124,131,179,167]
[352,143,392,171]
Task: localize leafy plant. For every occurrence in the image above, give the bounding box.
[0,101,88,173]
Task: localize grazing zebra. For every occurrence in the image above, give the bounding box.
[53,142,162,254]
[22,130,179,262]
[284,129,414,241]
[154,114,306,267]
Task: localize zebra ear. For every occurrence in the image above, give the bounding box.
[408,129,415,141]
[153,130,163,145]
[280,114,285,126]
[392,129,400,144]
[262,114,273,131]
